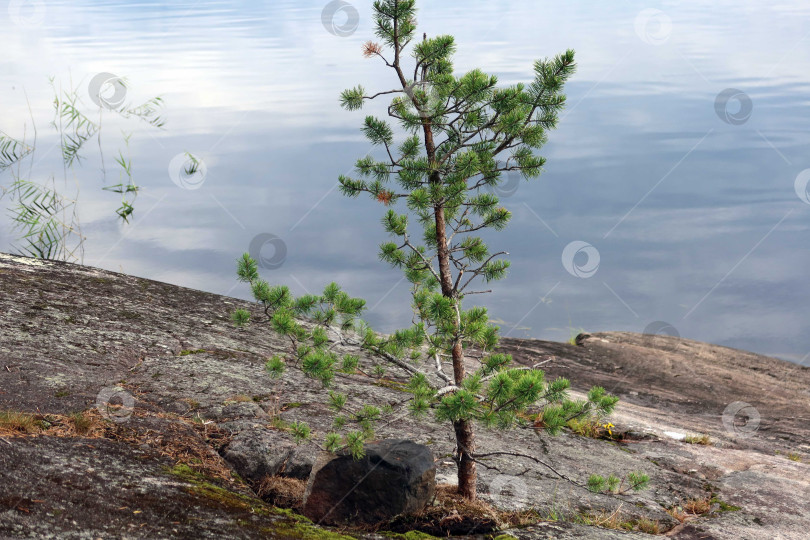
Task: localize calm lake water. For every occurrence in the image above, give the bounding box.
[3,1,810,364]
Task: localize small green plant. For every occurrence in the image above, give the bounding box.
[289,421,311,443]
[710,496,741,512]
[635,517,660,534]
[328,391,347,411]
[775,450,802,462]
[567,417,617,440]
[540,506,560,521]
[232,308,251,326]
[182,152,201,176]
[587,471,649,495]
[372,364,387,377]
[179,349,207,356]
[69,412,93,435]
[265,356,285,378]
[567,327,585,345]
[683,433,711,445]
[340,354,360,373]
[102,133,140,223]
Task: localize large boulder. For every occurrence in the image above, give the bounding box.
[302,439,436,525]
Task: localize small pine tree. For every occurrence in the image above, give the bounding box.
[335,0,619,500]
[235,0,634,503]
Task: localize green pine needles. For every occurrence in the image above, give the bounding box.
[234,253,379,458]
[235,0,647,502]
[587,471,650,495]
[235,253,366,390]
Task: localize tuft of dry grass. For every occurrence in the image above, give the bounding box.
[255,475,307,509]
[667,495,714,523]
[101,408,235,484]
[0,410,39,434]
[683,496,712,515]
[636,517,660,534]
[0,403,243,494]
[382,484,538,536]
[683,433,712,445]
[574,504,662,534]
[225,394,253,403]
[69,412,96,435]
[575,507,633,531]
[665,505,688,523]
[0,409,105,437]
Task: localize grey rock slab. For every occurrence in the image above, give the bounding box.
[222,428,319,483]
[0,435,307,539]
[2,253,809,539]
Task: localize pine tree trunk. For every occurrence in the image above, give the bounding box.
[453,419,477,499]
[404,29,478,495]
[434,202,478,501]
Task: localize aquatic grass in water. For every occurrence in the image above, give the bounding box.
[0,76,165,262]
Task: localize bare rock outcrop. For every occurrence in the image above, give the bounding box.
[1,252,809,539]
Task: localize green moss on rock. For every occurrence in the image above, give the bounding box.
[179,349,207,356]
[166,464,356,538]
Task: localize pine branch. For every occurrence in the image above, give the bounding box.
[402,236,442,283]
[458,251,508,293]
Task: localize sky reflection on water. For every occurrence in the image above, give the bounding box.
[3,0,810,363]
